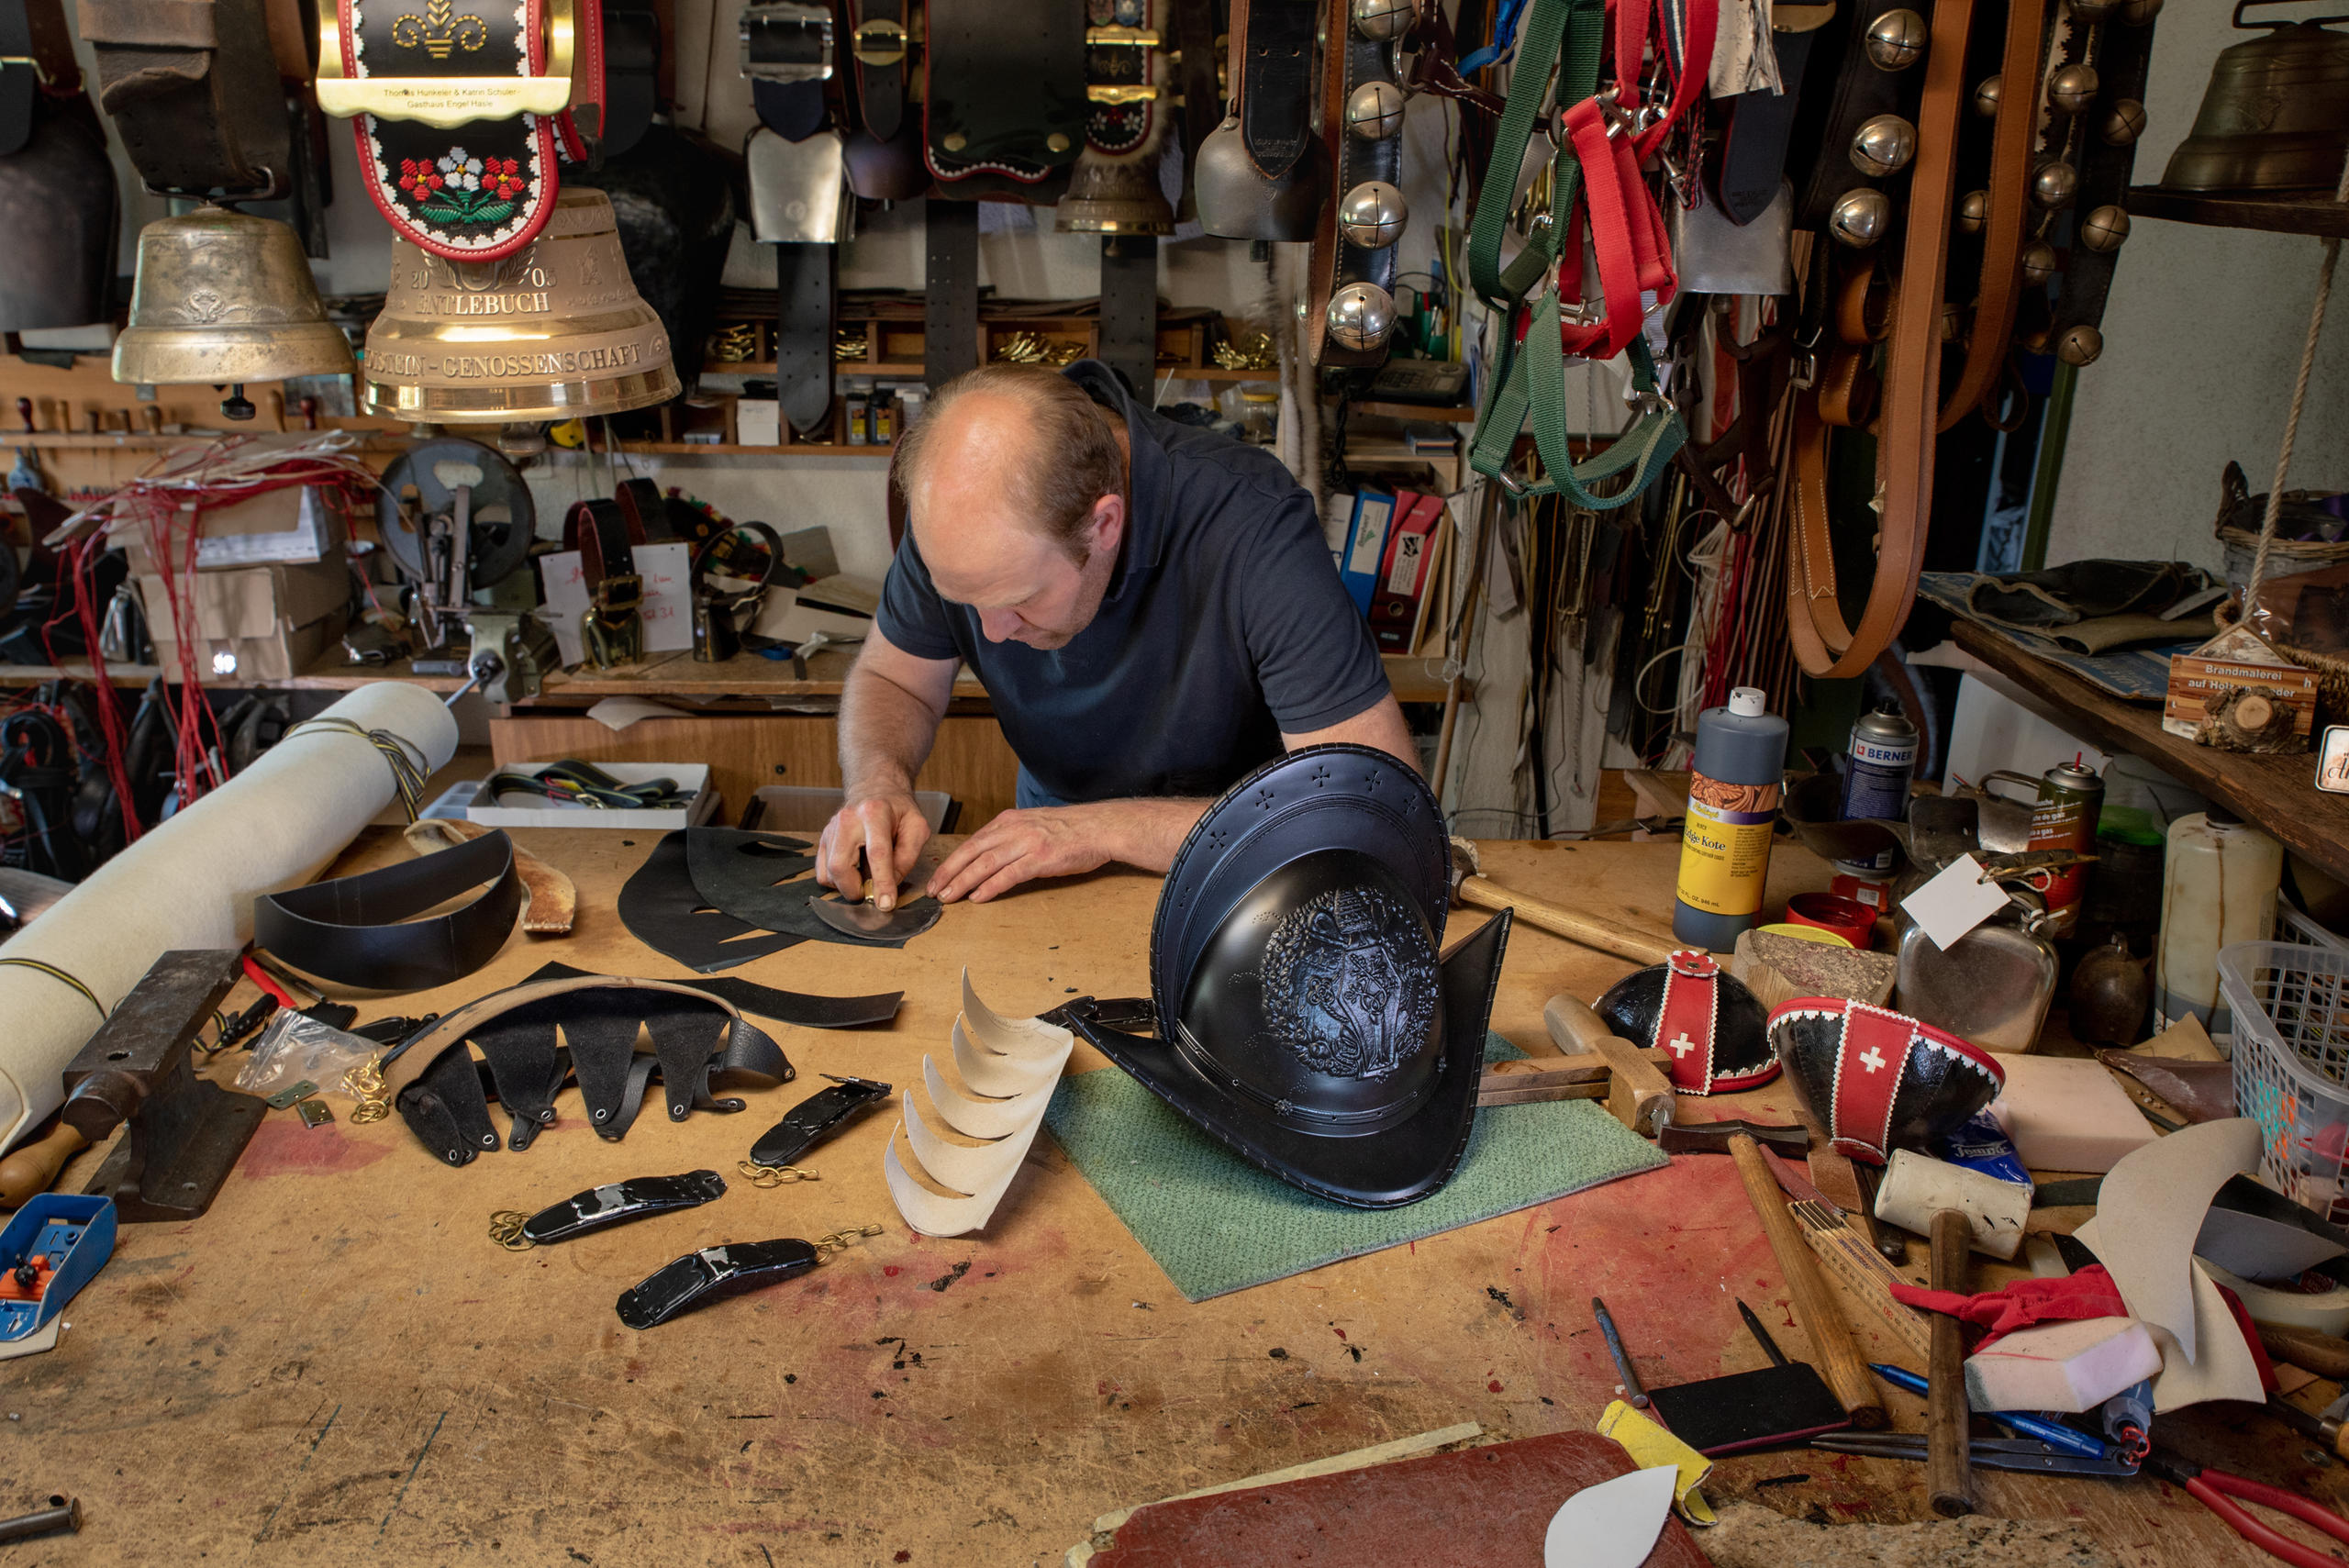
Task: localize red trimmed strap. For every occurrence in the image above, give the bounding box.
[1827,1001,1912,1164]
[1653,950,1721,1094]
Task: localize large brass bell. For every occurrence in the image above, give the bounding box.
[363,187,680,424]
[2160,7,2349,194]
[113,206,354,418]
[1056,157,1177,235]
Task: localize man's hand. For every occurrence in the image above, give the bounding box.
[930,805,1117,905]
[816,791,934,910]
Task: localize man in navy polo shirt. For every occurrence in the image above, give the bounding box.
[814,360,1412,906]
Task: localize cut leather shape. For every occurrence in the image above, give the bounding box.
[525,959,903,1031]
[253,827,523,991]
[521,1168,726,1245]
[883,974,1074,1237]
[384,973,795,1165]
[1596,950,1776,1095]
[619,831,806,973]
[81,0,290,195]
[923,0,1085,189]
[1066,744,1512,1209]
[1768,996,2005,1166]
[750,1074,892,1167]
[684,827,918,949]
[617,1238,819,1329]
[406,817,575,933]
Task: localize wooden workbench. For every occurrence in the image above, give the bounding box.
[6,833,2338,1565]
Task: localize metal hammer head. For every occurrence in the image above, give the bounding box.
[1446,836,1481,904]
[1656,1119,1811,1156]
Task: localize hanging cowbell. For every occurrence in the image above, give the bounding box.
[2160,9,2349,194]
[112,206,353,420]
[362,186,680,423]
[1056,0,1175,236]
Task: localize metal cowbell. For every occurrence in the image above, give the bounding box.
[112,207,352,394]
[2160,13,2349,194]
[362,186,680,424]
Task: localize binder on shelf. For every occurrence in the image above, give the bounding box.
[1370,493,1443,651]
[1339,489,1396,617]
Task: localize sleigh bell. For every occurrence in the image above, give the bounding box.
[362,186,680,424]
[112,206,354,417]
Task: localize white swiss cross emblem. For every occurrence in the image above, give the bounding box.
[1858,1044,1887,1073]
[1667,1032,1698,1060]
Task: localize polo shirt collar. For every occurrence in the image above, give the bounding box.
[1066,361,1168,580]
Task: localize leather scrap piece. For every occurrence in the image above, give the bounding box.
[406,817,577,933]
[255,827,523,990]
[620,830,807,973]
[685,828,918,950]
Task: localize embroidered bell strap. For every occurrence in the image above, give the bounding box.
[1084,0,1156,155]
[924,0,1086,189]
[1306,0,1403,371]
[1650,950,1722,1094]
[1824,1001,1913,1164]
[328,0,603,261]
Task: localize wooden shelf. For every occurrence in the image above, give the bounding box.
[596,440,896,458]
[1953,620,2349,887]
[1,429,410,452]
[2125,185,2349,239]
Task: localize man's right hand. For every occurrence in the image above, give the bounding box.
[816,791,934,911]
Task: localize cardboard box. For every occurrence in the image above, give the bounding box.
[2162,622,2319,749]
[115,484,333,574]
[137,559,351,682]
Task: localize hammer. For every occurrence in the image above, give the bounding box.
[1660,1118,1886,1430]
[1449,838,1678,967]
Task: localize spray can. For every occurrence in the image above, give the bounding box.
[1675,687,1790,951]
[1839,703,1920,873]
[2025,761,2103,937]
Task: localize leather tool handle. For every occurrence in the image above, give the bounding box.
[1544,995,1675,1137]
[2258,1322,2349,1381]
[1729,1131,1887,1429]
[1458,874,1678,966]
[1928,1207,1975,1517]
[0,1121,89,1209]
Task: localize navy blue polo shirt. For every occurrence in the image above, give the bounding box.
[874,361,1390,806]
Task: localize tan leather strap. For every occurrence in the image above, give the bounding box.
[1818,345,1876,429]
[1935,0,2043,433]
[1833,259,1890,346]
[1787,0,1972,679]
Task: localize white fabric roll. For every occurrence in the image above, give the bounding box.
[0,682,458,1149]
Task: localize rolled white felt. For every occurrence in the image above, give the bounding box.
[1873,1149,2032,1261]
[1964,1317,2164,1415]
[0,683,459,1150]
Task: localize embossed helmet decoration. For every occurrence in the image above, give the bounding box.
[1063,744,1509,1208]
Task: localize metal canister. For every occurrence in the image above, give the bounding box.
[1839,703,1920,870]
[2025,761,2103,936]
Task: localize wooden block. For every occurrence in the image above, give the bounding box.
[1590,1032,1674,1138]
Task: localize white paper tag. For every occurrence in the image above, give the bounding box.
[538,550,589,667]
[1899,852,2012,952]
[634,542,694,654]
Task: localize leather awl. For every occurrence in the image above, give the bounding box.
[1451,837,1678,966]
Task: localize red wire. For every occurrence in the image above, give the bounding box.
[239,952,297,1008]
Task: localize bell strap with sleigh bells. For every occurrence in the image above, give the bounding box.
[1306,0,1405,373]
[318,0,604,261]
[1463,0,1712,509]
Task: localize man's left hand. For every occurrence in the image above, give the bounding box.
[930,805,1118,904]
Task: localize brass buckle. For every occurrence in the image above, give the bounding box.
[583,572,644,668]
[1087,83,1160,103]
[740,0,834,84]
[851,16,905,66]
[317,0,577,125]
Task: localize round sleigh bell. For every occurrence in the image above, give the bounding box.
[113,206,354,398]
[1864,8,1928,71]
[1338,181,1408,248]
[2047,61,2099,115]
[2032,161,2079,209]
[2079,203,2131,252]
[363,186,680,424]
[1850,115,1917,177]
[1352,0,1413,41]
[1347,81,1407,141]
[1828,188,1892,248]
[1326,283,1396,350]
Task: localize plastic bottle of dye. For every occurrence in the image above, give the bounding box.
[1675,687,1790,951]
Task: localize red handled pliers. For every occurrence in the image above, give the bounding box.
[2142,1449,2349,1568]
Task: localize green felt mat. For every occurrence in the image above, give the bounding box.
[1041,1036,1670,1301]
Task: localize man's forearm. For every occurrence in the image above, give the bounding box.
[1084,796,1212,873]
[839,662,945,796]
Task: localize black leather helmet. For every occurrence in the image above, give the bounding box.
[1065,744,1511,1208]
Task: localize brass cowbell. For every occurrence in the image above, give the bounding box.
[1056,156,1177,235]
[112,206,355,420]
[362,186,681,424]
[2160,7,2349,194]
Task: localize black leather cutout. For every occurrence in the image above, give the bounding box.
[621,830,807,972]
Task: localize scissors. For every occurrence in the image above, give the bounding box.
[2140,1449,2349,1568]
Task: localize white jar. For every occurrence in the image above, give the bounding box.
[2154,806,2282,1044]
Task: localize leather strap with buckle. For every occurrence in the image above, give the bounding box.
[79,0,291,195]
[741,0,830,139]
[564,491,646,669]
[841,0,922,197]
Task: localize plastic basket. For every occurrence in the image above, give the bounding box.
[2278,902,2349,955]
[2221,940,2349,1218]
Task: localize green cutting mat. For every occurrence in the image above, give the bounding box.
[1042,1036,1670,1301]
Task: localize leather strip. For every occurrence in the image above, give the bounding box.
[1098,235,1159,395]
[851,0,903,138]
[1168,0,1219,210]
[749,1074,891,1166]
[1935,0,2043,433]
[1306,0,1403,371]
[924,199,980,385]
[1787,0,1918,227]
[617,1238,819,1328]
[1825,1002,1914,1163]
[619,830,805,972]
[528,958,903,1030]
[521,1169,728,1244]
[1651,950,1724,1095]
[82,0,289,195]
[775,239,836,436]
[254,827,523,990]
[1714,23,1818,225]
[1235,0,1312,181]
[404,817,575,933]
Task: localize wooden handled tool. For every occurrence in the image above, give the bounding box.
[1927,1208,1975,1517]
[1475,1059,1609,1106]
[1450,838,1678,967]
[1543,995,1674,1138]
[0,1120,89,1209]
[2258,1322,2349,1381]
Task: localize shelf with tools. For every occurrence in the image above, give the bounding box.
[2124,185,2349,239]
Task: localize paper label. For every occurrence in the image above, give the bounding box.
[1899,852,2012,952]
[1675,773,1780,917]
[1346,495,1394,576]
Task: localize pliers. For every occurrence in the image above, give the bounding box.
[1810,1432,2137,1477]
[2140,1448,2349,1568]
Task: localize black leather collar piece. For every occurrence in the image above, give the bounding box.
[618,830,806,973]
[684,828,921,950]
[520,1169,727,1245]
[750,1074,891,1166]
[254,828,523,992]
[617,1238,818,1329]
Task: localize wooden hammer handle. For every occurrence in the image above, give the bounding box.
[1458,874,1679,967]
[1928,1207,1975,1518]
[1727,1132,1887,1430]
[0,1121,89,1209]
